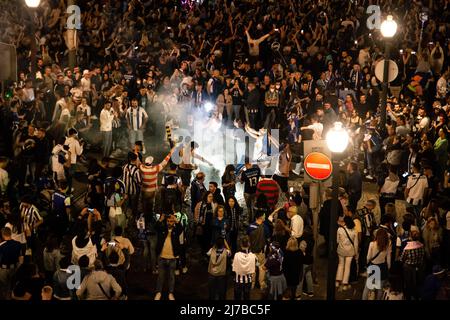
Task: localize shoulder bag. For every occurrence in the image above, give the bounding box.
[340,226,359,283]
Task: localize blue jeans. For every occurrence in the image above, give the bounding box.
[102,130,113,157]
[128,129,144,147]
[156,258,176,293]
[297,264,314,296]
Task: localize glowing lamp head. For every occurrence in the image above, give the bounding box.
[326,122,349,153]
[380,15,397,38]
[204,102,214,112]
[25,0,41,7]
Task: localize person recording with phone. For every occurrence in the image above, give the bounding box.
[64,128,84,191]
[154,213,183,300]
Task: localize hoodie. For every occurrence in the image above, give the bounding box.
[76,270,122,300]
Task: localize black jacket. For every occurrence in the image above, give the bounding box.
[213,188,225,205]
[156,220,183,258]
[283,250,303,286]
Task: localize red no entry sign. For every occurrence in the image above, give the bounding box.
[304,152,333,180]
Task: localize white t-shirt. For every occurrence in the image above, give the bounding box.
[290,214,304,238]
[71,236,97,267]
[80,77,91,92]
[306,122,323,140]
[59,108,71,122]
[51,145,67,177]
[64,136,83,164]
[77,104,91,117]
[417,116,430,131]
[100,109,114,132]
[380,176,399,194]
[406,174,428,205]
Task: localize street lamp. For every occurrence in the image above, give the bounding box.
[325,122,349,300]
[25,0,40,7]
[25,0,41,85]
[379,15,397,132]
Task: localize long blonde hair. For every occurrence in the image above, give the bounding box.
[286,237,299,252]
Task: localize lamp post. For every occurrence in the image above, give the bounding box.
[325,122,349,300]
[25,0,41,85]
[68,0,77,69]
[379,15,397,131]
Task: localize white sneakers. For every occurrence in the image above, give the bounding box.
[292,163,302,176]
[168,293,175,300]
[175,270,180,276]
[182,267,188,274]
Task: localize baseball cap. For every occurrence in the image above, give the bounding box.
[144,156,154,165]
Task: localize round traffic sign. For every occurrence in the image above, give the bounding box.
[375,59,399,83]
[304,152,333,181]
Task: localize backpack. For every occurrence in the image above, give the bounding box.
[356,209,376,237]
[249,223,266,253]
[57,150,67,164]
[104,178,123,207]
[399,230,411,254]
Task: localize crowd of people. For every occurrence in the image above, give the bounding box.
[0,0,450,300]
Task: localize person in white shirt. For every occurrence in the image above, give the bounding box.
[64,128,83,190]
[362,228,391,300]
[80,70,92,93]
[71,231,98,268]
[300,114,323,140]
[405,163,428,220]
[77,97,92,125]
[22,80,35,103]
[416,107,430,133]
[126,98,148,149]
[287,206,304,240]
[379,166,400,216]
[52,94,68,123]
[436,72,448,99]
[100,101,116,157]
[51,138,70,183]
[0,157,9,195]
[232,236,256,300]
[336,216,359,291]
[59,103,71,123]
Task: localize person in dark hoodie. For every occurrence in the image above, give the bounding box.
[190,171,206,215]
[209,181,225,205]
[319,188,343,256]
[422,265,447,300]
